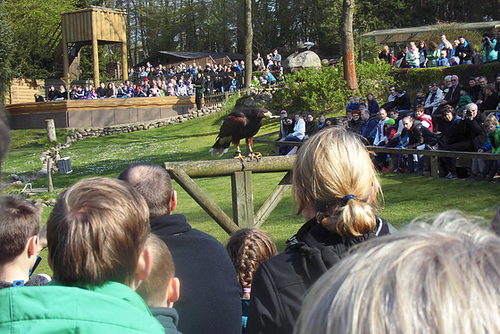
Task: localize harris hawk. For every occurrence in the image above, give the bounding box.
[210,107,272,160]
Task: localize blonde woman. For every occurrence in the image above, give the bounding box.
[247,127,390,334]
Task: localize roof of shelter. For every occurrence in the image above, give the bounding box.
[361,21,500,44]
[135,51,244,68]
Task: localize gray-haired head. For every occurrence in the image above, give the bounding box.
[295,211,500,334]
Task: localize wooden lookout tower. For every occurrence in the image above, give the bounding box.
[61,7,128,86]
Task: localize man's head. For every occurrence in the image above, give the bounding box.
[444,75,452,87]
[459,36,466,44]
[389,86,397,95]
[478,76,488,88]
[451,75,459,86]
[361,110,370,121]
[359,103,367,113]
[346,110,353,121]
[46,177,151,286]
[379,108,387,120]
[280,110,287,118]
[119,163,176,219]
[403,116,414,130]
[0,195,41,266]
[465,103,478,119]
[294,113,301,122]
[441,34,447,41]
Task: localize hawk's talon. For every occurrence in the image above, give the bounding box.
[250,152,262,161]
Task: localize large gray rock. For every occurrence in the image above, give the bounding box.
[283,51,322,73]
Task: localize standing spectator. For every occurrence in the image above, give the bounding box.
[439,34,453,58]
[418,40,428,68]
[247,128,390,334]
[271,49,282,67]
[405,42,420,68]
[194,73,205,110]
[456,36,474,64]
[425,41,440,67]
[480,33,498,63]
[438,50,450,67]
[253,53,265,71]
[119,164,242,334]
[477,115,500,180]
[378,45,393,64]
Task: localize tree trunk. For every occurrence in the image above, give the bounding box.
[244,0,253,88]
[341,0,358,91]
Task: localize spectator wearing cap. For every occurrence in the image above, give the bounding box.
[456,86,473,111]
[278,110,294,140]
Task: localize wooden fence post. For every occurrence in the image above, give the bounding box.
[231,171,254,228]
[46,119,57,142]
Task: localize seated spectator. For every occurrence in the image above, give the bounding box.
[413,88,426,109]
[373,108,389,146]
[229,76,239,92]
[0,195,51,289]
[119,163,242,334]
[440,75,463,109]
[136,234,181,334]
[278,110,293,140]
[0,177,165,333]
[55,85,66,100]
[475,76,488,107]
[346,96,358,111]
[348,110,363,135]
[34,93,44,102]
[304,113,319,139]
[360,109,378,145]
[280,113,305,155]
[295,211,500,334]
[317,114,327,130]
[247,128,391,334]
[96,82,107,98]
[456,86,473,111]
[226,228,277,334]
[414,105,433,131]
[468,76,481,102]
[47,85,57,101]
[439,103,486,179]
[366,93,380,114]
[403,116,438,173]
[475,115,500,181]
[107,83,117,98]
[480,84,500,113]
[450,56,460,66]
[424,81,444,115]
[405,41,420,68]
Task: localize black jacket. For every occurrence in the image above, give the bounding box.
[406,120,438,149]
[247,216,390,334]
[151,214,242,334]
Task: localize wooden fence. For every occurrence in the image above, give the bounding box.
[164,156,295,234]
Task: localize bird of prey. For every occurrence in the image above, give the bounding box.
[210,107,272,160]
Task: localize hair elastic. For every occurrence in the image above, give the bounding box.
[243,287,251,294]
[343,194,356,204]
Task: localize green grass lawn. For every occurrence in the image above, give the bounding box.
[3,110,500,276]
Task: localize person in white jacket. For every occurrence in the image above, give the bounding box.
[424,81,444,115]
[280,113,305,155]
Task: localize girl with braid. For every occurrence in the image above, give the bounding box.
[226,228,277,333]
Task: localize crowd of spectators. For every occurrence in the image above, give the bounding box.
[38,49,284,103]
[2,97,500,334]
[379,31,500,68]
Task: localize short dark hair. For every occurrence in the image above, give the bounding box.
[47,177,150,286]
[0,195,41,265]
[118,163,174,218]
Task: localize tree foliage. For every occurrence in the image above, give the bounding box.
[0,4,16,101]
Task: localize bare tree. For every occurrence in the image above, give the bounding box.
[341,0,357,91]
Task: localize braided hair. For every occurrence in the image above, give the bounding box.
[226,228,277,294]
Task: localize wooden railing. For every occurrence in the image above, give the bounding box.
[164,156,295,234]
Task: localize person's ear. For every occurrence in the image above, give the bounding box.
[167,277,180,306]
[170,190,177,213]
[135,245,153,282]
[27,235,38,257]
